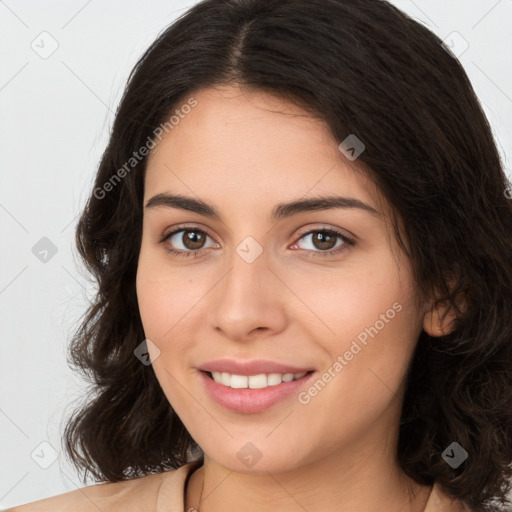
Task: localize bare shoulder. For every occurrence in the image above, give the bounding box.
[5,471,165,512]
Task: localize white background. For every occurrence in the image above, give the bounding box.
[1,0,511,508]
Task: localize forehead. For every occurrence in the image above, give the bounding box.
[144,85,383,214]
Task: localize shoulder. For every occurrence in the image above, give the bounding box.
[5,471,166,512]
[425,481,473,512]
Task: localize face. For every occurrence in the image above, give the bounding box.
[136,85,430,474]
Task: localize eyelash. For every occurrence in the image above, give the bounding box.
[158,225,355,259]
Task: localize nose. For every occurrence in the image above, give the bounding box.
[208,245,287,342]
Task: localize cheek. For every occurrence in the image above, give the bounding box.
[136,250,216,361]
[135,259,200,402]
[136,248,191,342]
[291,251,414,342]
[296,250,420,388]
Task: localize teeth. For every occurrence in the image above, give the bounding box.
[210,371,308,389]
[231,374,248,389]
[267,373,283,386]
[248,374,267,389]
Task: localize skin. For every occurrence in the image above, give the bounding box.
[136,84,455,512]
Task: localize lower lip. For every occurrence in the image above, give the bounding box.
[199,370,315,414]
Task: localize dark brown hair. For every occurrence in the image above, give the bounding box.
[64,1,512,510]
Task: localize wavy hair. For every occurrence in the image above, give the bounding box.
[63,1,512,510]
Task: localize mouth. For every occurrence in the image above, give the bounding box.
[198,369,316,414]
[202,370,314,389]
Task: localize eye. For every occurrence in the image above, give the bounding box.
[291,228,354,258]
[159,226,219,258]
[159,225,354,259]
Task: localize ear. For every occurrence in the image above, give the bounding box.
[422,281,467,337]
[422,301,458,337]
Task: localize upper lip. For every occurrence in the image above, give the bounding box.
[198,359,314,376]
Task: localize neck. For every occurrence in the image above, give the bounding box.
[185,439,432,512]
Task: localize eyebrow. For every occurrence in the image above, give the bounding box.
[144,193,380,220]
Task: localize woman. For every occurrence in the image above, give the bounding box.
[9,0,512,511]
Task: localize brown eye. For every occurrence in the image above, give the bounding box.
[160,227,219,257]
[292,228,354,258]
[310,231,338,250]
[296,229,346,251]
[181,230,207,250]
